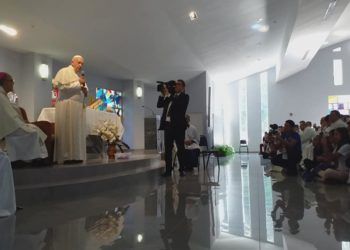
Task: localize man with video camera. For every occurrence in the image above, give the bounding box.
[157,80,189,177]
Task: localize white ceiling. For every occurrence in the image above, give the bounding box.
[0,0,349,84]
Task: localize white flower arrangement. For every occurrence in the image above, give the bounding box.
[95,120,119,144]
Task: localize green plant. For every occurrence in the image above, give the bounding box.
[213,145,235,156]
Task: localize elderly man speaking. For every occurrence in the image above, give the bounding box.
[0,72,48,163]
[53,55,88,164]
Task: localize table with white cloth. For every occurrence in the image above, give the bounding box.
[0,150,16,217]
[38,107,124,138]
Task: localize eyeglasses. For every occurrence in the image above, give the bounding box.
[5,78,14,83]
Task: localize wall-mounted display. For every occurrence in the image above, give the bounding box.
[96,88,122,115]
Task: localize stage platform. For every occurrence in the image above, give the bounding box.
[13,150,164,205]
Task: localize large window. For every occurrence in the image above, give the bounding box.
[260,72,269,138]
[239,79,248,141]
[333,59,343,86]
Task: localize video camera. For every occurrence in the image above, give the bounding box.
[269,124,279,135]
[157,80,176,95]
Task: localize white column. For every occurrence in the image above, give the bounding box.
[123,80,145,149]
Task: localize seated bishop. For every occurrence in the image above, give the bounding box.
[0,72,48,163]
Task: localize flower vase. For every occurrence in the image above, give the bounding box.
[107,143,116,160]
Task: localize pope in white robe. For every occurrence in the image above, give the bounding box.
[52,55,88,164]
[0,72,48,162]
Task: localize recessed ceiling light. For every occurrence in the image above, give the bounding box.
[251,19,269,33]
[0,24,18,37]
[189,11,199,21]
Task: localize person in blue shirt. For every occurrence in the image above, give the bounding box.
[271,120,302,175]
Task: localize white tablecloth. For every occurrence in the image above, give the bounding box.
[0,151,16,217]
[38,107,124,138]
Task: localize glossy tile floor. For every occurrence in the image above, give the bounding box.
[2,154,350,250]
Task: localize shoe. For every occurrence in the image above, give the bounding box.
[64,160,83,165]
[161,172,172,177]
[184,168,194,172]
[179,171,186,177]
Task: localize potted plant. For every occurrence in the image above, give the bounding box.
[213,145,235,157]
[95,120,119,160]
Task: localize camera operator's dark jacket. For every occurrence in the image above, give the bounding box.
[157,95,172,130]
[169,92,189,130]
[157,92,189,131]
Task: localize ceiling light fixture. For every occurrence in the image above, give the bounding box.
[251,19,269,33]
[189,11,199,21]
[323,0,337,21]
[0,24,18,37]
[136,86,143,98]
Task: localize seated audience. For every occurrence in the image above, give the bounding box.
[270,120,302,176]
[325,110,347,134]
[300,121,317,168]
[260,132,269,155]
[183,115,200,172]
[0,72,48,164]
[318,127,350,183]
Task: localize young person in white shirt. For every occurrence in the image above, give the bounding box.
[318,127,350,183]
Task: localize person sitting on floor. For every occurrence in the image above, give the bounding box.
[325,110,347,134]
[184,114,200,172]
[0,72,48,164]
[317,127,350,183]
[270,120,302,176]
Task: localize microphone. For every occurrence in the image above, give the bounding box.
[81,70,85,77]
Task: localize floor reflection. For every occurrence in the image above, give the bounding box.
[271,178,304,235]
[6,154,350,250]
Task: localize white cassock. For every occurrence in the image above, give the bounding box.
[0,150,16,217]
[185,124,200,150]
[0,87,47,162]
[53,65,87,164]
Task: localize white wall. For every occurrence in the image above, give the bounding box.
[186,72,208,138]
[0,46,149,149]
[144,84,162,118]
[0,47,53,120]
[219,72,269,153]
[270,40,350,125]
[213,39,350,152]
[122,80,145,149]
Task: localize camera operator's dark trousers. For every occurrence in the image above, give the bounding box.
[164,125,186,173]
[184,148,200,170]
[271,153,301,176]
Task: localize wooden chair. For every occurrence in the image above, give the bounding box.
[20,107,55,164]
[239,139,249,153]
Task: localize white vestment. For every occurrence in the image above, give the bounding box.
[185,124,200,150]
[0,150,16,217]
[0,87,47,161]
[53,65,87,163]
